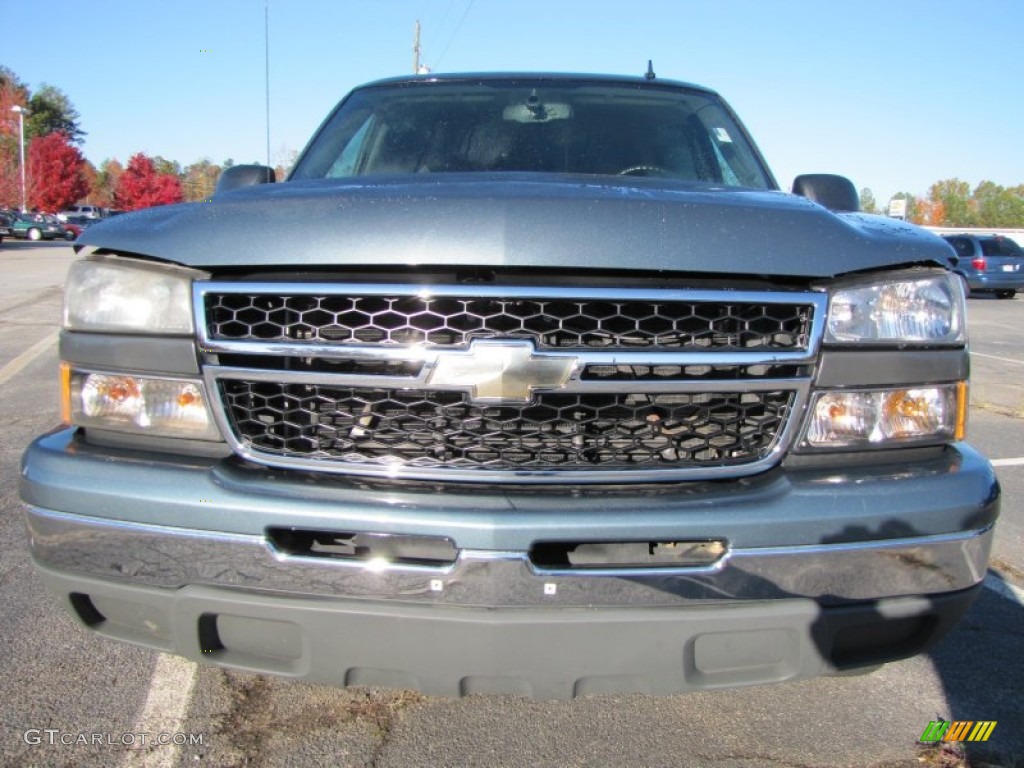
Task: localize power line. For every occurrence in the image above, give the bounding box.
[424,0,457,56]
[434,0,476,70]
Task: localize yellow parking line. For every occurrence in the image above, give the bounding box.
[0,331,59,388]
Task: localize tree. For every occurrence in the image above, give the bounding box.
[859,187,878,214]
[182,158,221,203]
[79,160,98,205]
[27,84,85,144]
[152,155,182,177]
[0,66,30,140]
[91,158,124,208]
[927,178,975,227]
[115,152,183,210]
[972,181,1024,228]
[27,132,89,211]
[0,67,31,208]
[914,198,944,226]
[272,145,298,182]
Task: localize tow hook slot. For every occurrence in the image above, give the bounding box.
[267,528,458,567]
[530,540,727,569]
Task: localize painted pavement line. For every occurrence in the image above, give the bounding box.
[971,351,1024,366]
[984,571,1024,606]
[0,331,59,388]
[990,457,1024,467]
[120,654,198,768]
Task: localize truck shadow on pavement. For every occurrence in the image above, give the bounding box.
[924,569,1024,766]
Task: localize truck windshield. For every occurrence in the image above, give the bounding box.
[291,80,774,189]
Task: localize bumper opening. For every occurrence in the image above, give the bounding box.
[267,528,458,567]
[69,592,106,627]
[530,539,727,569]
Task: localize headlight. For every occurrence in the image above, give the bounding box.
[826,273,965,345]
[801,383,967,449]
[64,257,206,334]
[63,367,222,441]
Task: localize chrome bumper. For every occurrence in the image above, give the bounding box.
[26,505,993,607]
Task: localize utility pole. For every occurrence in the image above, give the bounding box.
[265,0,271,170]
[413,20,421,74]
[10,105,28,212]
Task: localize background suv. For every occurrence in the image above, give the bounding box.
[942,234,1024,298]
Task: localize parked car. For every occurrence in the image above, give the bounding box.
[941,234,1024,298]
[0,211,13,242]
[61,215,94,240]
[23,72,998,698]
[9,212,68,241]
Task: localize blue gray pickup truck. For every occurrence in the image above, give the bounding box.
[21,72,1000,698]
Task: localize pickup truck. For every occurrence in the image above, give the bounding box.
[21,72,1000,699]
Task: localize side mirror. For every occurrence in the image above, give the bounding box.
[792,174,859,212]
[215,164,276,195]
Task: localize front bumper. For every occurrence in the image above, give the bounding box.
[21,428,999,697]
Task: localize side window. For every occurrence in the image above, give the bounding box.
[327,116,376,177]
[693,105,763,188]
[980,238,1020,257]
[950,238,972,257]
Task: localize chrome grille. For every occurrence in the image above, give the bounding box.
[205,291,813,350]
[197,282,826,483]
[220,381,795,470]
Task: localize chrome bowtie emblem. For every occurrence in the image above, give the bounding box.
[426,341,577,402]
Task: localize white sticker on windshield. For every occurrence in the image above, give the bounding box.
[714,127,733,143]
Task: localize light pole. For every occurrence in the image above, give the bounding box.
[10,105,29,212]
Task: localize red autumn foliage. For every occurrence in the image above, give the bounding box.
[1,73,30,208]
[27,131,89,212]
[114,152,183,210]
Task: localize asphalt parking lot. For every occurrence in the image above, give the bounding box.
[1,241,1021,768]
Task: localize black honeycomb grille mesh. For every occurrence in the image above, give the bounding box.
[205,293,813,350]
[220,381,794,470]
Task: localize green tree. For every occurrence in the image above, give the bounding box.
[152,155,182,177]
[27,84,85,144]
[928,178,975,227]
[859,187,878,214]
[973,181,1024,228]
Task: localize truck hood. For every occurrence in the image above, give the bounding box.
[79,176,950,278]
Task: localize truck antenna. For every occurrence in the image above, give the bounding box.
[645,60,656,80]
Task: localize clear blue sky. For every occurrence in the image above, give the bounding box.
[3,0,1022,204]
